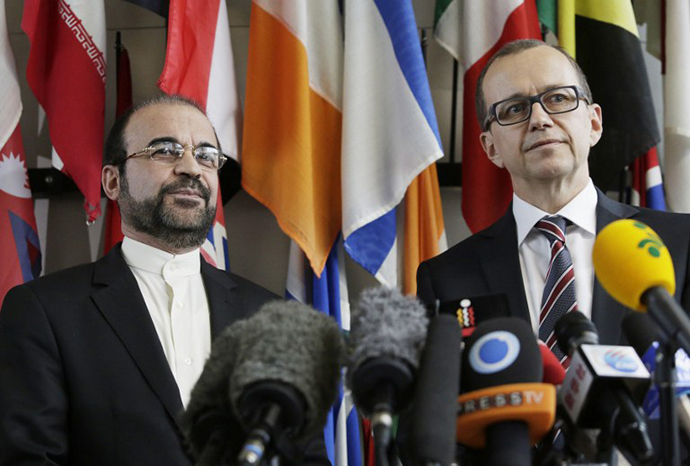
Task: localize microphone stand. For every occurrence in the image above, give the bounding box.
[656,339,681,466]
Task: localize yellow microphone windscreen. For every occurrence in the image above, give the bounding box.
[592,219,675,312]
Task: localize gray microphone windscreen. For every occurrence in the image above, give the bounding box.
[348,286,428,382]
[228,300,345,443]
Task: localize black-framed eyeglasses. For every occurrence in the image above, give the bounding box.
[118,141,227,170]
[483,85,591,131]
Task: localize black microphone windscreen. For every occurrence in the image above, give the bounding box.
[411,314,461,465]
[461,317,542,392]
[348,286,428,377]
[622,312,661,356]
[228,300,345,443]
[554,310,598,356]
[182,316,245,460]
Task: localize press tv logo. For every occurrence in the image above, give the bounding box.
[468,330,520,375]
[459,330,545,413]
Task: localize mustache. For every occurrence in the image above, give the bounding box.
[160,178,212,203]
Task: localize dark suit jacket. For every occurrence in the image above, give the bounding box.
[0,245,314,465]
[417,189,690,345]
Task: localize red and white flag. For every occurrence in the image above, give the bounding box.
[158,0,243,270]
[1,0,41,303]
[22,0,106,223]
[435,0,541,233]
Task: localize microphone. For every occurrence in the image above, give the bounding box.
[623,312,690,418]
[538,340,566,386]
[593,219,690,354]
[410,313,461,466]
[555,310,653,463]
[347,286,428,465]
[182,300,344,466]
[437,293,510,337]
[456,317,556,466]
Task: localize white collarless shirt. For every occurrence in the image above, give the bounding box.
[513,179,598,335]
[121,237,211,408]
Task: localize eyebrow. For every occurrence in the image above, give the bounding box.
[145,136,217,148]
[495,84,572,102]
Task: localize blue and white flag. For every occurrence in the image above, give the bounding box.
[341,0,443,286]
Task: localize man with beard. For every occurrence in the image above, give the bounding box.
[0,96,328,465]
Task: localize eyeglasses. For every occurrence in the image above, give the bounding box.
[119,141,227,170]
[483,85,591,131]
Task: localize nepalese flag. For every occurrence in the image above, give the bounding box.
[631,147,666,211]
[434,0,541,233]
[22,0,106,223]
[0,127,42,304]
[1,0,41,304]
[158,0,244,269]
[342,0,444,287]
[286,239,362,466]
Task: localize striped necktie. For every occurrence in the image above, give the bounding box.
[536,215,577,363]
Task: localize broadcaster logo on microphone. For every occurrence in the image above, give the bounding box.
[469,331,521,374]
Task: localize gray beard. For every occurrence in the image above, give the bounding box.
[118,175,216,250]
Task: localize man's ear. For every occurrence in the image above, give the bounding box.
[589,103,603,147]
[480,130,505,169]
[102,165,121,201]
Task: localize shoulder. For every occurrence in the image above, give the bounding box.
[226,271,280,302]
[422,211,514,273]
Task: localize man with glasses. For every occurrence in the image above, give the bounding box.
[418,39,690,356]
[0,95,328,465]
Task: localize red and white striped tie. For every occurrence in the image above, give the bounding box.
[536,215,577,365]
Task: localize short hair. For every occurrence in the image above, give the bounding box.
[475,39,593,131]
[103,94,219,170]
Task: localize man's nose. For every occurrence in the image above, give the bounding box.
[529,101,554,130]
[174,145,202,177]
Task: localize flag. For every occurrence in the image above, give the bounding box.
[243,2,361,463]
[286,240,362,466]
[22,0,106,223]
[435,0,541,233]
[557,0,660,192]
[158,0,243,269]
[242,0,343,277]
[663,0,690,213]
[124,0,169,17]
[631,147,666,210]
[103,34,132,255]
[403,165,446,295]
[342,0,444,287]
[1,0,41,303]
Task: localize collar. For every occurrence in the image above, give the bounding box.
[121,236,201,277]
[513,178,598,245]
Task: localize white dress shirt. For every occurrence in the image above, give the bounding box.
[121,237,211,408]
[513,179,598,334]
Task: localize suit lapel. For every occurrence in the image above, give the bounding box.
[90,247,184,424]
[480,210,532,322]
[201,260,240,339]
[591,190,638,344]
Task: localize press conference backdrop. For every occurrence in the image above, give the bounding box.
[3,0,662,298]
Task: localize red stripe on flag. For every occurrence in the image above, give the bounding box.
[22,0,105,222]
[461,2,541,233]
